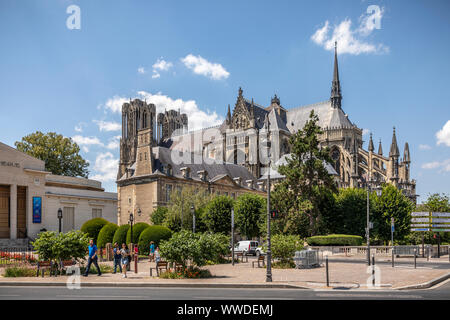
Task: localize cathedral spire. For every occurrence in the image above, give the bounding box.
[378,139,383,156]
[330,41,342,109]
[389,127,400,157]
[368,133,374,152]
[403,142,410,163]
[226,104,231,125]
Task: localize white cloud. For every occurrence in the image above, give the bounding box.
[436,120,450,147]
[311,7,389,55]
[138,67,146,74]
[90,152,119,182]
[106,135,121,150]
[152,58,173,72]
[419,144,432,150]
[94,120,121,132]
[149,57,173,79]
[137,91,223,131]
[104,96,128,113]
[422,159,450,172]
[72,135,104,147]
[74,122,86,133]
[181,54,230,80]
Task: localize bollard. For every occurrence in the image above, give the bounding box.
[427,245,430,262]
[135,254,138,274]
[325,255,329,287]
[414,248,417,269]
[392,247,395,268]
[372,254,375,287]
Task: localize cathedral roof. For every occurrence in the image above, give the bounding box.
[286,100,353,133]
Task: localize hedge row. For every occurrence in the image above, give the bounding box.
[97,223,118,248]
[80,218,109,244]
[138,226,172,255]
[306,234,363,246]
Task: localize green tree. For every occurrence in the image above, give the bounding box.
[325,188,377,237]
[112,224,130,246]
[421,193,450,243]
[151,207,168,225]
[164,186,213,232]
[126,222,150,244]
[97,223,118,249]
[203,195,234,234]
[234,193,265,239]
[373,184,414,243]
[15,131,89,177]
[272,111,338,236]
[80,218,109,244]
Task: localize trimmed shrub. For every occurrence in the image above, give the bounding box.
[4,266,38,277]
[126,222,150,245]
[138,226,172,255]
[306,234,364,246]
[97,223,118,249]
[263,234,303,264]
[80,218,109,244]
[113,224,130,246]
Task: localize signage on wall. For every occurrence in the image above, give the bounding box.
[32,197,42,223]
[0,161,20,168]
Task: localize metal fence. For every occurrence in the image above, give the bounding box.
[0,248,37,266]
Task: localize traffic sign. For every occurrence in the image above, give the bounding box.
[410,212,450,233]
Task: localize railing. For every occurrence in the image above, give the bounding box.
[308,245,449,258]
[0,247,37,266]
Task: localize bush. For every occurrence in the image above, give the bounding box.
[263,234,303,264]
[138,226,172,255]
[306,234,363,246]
[113,224,130,246]
[159,266,212,279]
[159,230,229,269]
[80,218,109,244]
[4,266,37,277]
[126,222,150,245]
[97,223,118,249]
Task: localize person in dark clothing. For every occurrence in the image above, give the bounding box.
[83,239,102,276]
[113,242,122,274]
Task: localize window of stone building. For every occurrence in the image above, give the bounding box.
[139,153,142,161]
[166,184,172,202]
[144,152,147,160]
[128,197,131,204]
[167,165,173,176]
[177,186,182,194]
[92,208,102,219]
[224,192,228,197]
[231,193,236,199]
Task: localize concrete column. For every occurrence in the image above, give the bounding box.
[9,184,17,239]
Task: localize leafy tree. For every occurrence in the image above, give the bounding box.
[263,234,303,264]
[234,193,265,239]
[373,184,414,243]
[138,225,172,255]
[164,186,212,232]
[324,188,377,237]
[203,195,234,234]
[151,207,168,225]
[271,111,338,236]
[15,131,89,177]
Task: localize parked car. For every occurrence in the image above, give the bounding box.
[233,241,259,256]
[255,246,265,257]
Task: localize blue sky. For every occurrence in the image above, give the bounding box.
[0,0,449,202]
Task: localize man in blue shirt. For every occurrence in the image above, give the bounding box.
[83,239,102,277]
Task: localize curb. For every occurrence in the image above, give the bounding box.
[395,272,450,290]
[0,281,309,290]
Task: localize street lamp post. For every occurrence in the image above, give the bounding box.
[231,207,235,266]
[57,208,63,233]
[191,204,195,233]
[129,212,134,246]
[266,116,272,283]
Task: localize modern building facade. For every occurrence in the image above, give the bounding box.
[0,142,118,242]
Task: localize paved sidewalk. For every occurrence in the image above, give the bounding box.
[1,257,449,290]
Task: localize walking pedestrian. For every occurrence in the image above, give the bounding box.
[83,239,102,277]
[120,243,130,278]
[113,242,122,274]
[149,241,155,262]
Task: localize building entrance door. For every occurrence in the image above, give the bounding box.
[0,186,10,238]
[17,186,27,238]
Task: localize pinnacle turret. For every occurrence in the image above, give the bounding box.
[389,127,400,157]
[330,41,342,109]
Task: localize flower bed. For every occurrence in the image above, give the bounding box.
[159,267,212,279]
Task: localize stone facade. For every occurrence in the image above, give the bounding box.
[0,142,117,241]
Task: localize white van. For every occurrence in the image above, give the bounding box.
[233,240,259,256]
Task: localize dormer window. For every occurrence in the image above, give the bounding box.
[180,167,191,179]
[167,164,173,176]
